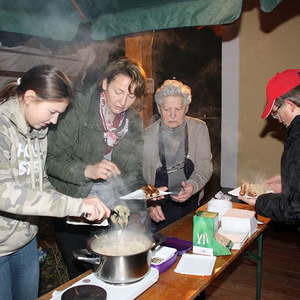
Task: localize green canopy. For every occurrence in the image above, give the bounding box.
[0,0,283,41]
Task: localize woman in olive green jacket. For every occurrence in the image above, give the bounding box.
[46,84,145,198]
[46,57,147,278]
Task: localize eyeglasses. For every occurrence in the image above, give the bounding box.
[270,103,283,119]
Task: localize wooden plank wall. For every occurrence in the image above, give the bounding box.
[125,33,154,128]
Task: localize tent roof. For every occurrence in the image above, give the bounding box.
[0,0,283,41]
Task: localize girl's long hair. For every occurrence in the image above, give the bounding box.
[0,65,73,104]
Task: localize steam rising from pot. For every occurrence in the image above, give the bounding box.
[89,176,150,233]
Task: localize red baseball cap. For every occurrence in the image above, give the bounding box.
[261,69,300,119]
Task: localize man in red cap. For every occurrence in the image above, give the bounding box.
[240,69,300,224]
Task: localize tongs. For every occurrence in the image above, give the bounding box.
[66,209,121,227]
[80,209,120,219]
[80,206,128,229]
[111,209,120,217]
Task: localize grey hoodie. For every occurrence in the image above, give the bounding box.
[0,97,84,256]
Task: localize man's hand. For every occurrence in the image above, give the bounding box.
[84,159,121,180]
[238,196,257,206]
[266,174,281,193]
[148,205,166,222]
[81,197,111,221]
[171,181,194,202]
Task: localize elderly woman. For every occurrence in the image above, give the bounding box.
[143,79,213,231]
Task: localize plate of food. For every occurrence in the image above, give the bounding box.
[120,184,173,200]
[228,182,272,198]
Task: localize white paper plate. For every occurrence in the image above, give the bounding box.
[228,187,249,197]
[228,187,272,199]
[175,253,216,276]
[120,189,173,200]
[228,187,258,198]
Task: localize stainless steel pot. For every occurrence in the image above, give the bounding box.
[73,229,156,284]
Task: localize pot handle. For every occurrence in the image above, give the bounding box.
[152,232,167,250]
[72,249,101,265]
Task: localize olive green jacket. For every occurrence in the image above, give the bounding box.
[46,85,145,198]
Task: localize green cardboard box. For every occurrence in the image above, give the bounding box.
[193,211,232,256]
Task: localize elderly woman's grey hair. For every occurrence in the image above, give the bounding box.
[154,79,192,105]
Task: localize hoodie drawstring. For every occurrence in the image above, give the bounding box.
[27,136,43,192]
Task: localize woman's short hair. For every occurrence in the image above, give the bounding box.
[102,57,146,98]
[154,79,191,105]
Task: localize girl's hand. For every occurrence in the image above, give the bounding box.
[81,197,111,221]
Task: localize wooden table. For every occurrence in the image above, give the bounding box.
[38,203,270,300]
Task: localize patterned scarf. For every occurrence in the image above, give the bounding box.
[99,92,128,153]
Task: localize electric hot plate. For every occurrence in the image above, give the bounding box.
[61,284,107,300]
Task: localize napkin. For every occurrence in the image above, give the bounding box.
[175,253,216,276]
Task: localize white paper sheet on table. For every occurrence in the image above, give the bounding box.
[120,189,173,200]
[175,253,216,276]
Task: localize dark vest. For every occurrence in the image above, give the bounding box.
[154,124,194,188]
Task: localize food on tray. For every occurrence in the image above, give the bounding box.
[151,257,164,264]
[239,182,267,197]
[142,184,160,198]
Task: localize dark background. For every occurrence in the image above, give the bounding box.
[152,27,221,200]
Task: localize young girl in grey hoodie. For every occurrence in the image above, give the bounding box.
[0,65,110,300]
